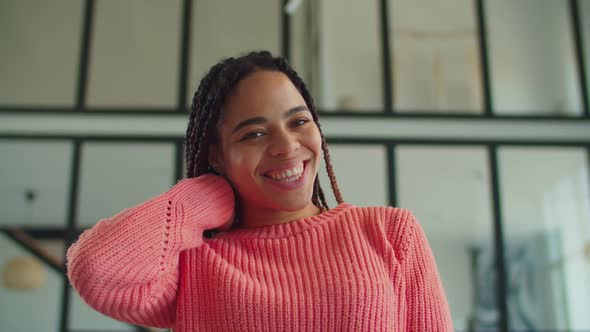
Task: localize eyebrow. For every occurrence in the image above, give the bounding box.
[231,105,309,133]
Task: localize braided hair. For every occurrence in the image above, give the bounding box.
[185,50,343,215]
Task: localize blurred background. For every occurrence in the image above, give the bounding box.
[1,0,589,331]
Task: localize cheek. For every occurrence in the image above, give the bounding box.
[307,127,323,159]
[223,146,259,177]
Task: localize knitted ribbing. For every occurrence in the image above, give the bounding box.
[67,176,453,331]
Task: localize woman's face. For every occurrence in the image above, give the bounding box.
[210,70,322,212]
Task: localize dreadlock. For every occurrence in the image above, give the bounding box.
[185,51,343,215]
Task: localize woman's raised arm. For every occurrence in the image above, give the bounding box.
[66,175,234,328]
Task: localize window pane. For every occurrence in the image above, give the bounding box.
[390,0,483,113]
[87,0,181,108]
[77,142,175,227]
[318,144,388,207]
[309,0,383,111]
[396,146,495,331]
[0,0,81,106]
[69,290,134,331]
[487,0,583,115]
[291,0,321,102]
[188,0,280,106]
[499,147,590,330]
[0,233,62,332]
[0,141,73,227]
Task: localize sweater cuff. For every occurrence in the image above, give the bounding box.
[168,174,235,236]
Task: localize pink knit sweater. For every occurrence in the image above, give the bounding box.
[67,175,453,331]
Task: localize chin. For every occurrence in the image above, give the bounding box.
[272,198,313,212]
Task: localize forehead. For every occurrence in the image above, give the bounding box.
[220,71,306,124]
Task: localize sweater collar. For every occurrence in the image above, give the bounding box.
[213,203,354,240]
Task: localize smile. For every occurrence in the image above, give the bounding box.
[265,162,304,182]
[263,160,310,188]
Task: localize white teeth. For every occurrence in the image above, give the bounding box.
[267,163,305,182]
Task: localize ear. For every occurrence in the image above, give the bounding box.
[208,144,225,174]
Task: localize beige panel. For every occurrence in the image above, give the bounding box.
[87,0,181,107]
[487,0,582,115]
[188,0,280,106]
[391,0,483,113]
[319,0,382,111]
[0,0,82,106]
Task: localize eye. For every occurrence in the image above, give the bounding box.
[240,131,265,141]
[292,118,311,127]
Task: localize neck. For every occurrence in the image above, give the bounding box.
[237,202,323,229]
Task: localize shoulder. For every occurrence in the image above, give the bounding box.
[340,204,416,230]
[341,204,419,257]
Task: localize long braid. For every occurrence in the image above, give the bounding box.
[194,91,220,173]
[186,62,226,177]
[321,137,343,204]
[311,179,319,207]
[316,178,328,209]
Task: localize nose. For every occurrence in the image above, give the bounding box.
[269,129,300,156]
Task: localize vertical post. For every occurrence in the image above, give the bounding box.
[386,142,397,206]
[176,140,185,182]
[177,0,193,113]
[569,0,590,117]
[60,139,82,332]
[62,0,95,329]
[475,0,494,116]
[281,0,291,62]
[75,0,95,112]
[379,0,393,113]
[489,145,509,331]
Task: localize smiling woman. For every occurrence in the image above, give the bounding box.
[66,51,453,331]
[209,71,324,228]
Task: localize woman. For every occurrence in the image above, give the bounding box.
[67,51,453,331]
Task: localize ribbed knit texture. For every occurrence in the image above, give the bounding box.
[67,175,453,331]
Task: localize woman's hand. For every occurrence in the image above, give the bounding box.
[171,174,235,235]
[217,212,235,231]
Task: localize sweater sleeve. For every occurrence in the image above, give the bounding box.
[388,209,454,332]
[66,175,234,328]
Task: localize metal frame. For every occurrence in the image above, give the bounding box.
[475,0,494,117]
[2,107,589,122]
[569,0,590,117]
[1,0,589,331]
[488,145,508,331]
[281,0,291,62]
[379,0,394,113]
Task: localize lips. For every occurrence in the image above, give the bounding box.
[263,160,309,183]
[265,163,304,182]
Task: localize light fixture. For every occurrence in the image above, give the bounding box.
[2,256,46,290]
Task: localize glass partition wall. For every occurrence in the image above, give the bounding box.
[1,0,589,331]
